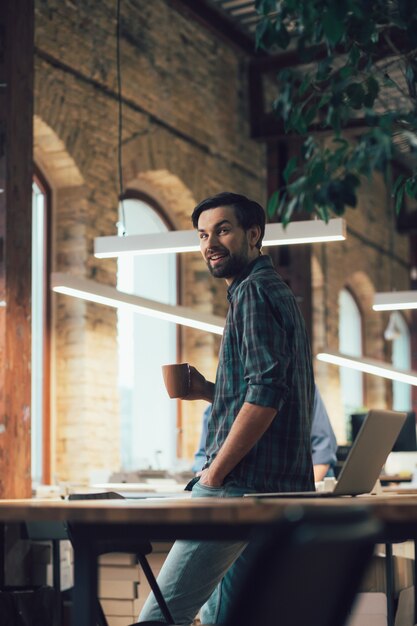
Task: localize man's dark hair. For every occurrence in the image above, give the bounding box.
[191,192,266,250]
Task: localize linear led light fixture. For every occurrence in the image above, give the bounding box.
[51,273,225,335]
[94,218,346,258]
[317,350,417,386]
[373,290,417,311]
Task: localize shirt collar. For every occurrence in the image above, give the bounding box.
[226,255,273,302]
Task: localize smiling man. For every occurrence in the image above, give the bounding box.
[138,192,315,625]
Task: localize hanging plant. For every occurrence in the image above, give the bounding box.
[255,0,417,223]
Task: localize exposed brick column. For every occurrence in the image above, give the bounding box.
[0,0,33,497]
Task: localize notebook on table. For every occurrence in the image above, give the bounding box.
[247,409,407,499]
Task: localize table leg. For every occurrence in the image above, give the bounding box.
[413,539,417,624]
[0,523,4,588]
[385,543,395,626]
[72,528,98,626]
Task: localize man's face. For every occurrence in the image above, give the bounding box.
[197,205,260,284]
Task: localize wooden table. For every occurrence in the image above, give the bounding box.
[1,494,417,626]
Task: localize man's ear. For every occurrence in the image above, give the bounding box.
[247,224,262,249]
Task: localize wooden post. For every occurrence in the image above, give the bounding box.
[266,141,313,342]
[0,0,34,497]
[410,234,417,417]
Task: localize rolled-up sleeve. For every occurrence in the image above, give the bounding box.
[233,281,290,410]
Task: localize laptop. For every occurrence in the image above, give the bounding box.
[247,409,407,498]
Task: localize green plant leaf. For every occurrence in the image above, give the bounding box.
[281,196,299,226]
[254,0,416,223]
[349,44,360,68]
[322,10,345,46]
[395,184,405,214]
[274,22,291,49]
[266,190,280,219]
[283,156,298,184]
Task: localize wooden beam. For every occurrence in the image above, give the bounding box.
[248,58,265,139]
[265,141,313,342]
[168,0,257,55]
[251,25,411,74]
[0,0,34,498]
[249,101,372,140]
[248,25,413,140]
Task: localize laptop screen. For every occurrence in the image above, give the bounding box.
[351,411,416,452]
[334,409,407,496]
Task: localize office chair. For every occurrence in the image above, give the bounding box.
[66,491,175,626]
[26,491,174,626]
[222,504,382,626]
[128,504,381,626]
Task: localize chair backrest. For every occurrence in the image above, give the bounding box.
[67,491,153,556]
[68,491,125,501]
[225,505,381,626]
[26,493,126,543]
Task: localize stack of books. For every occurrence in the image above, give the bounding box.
[99,544,172,626]
[99,553,140,626]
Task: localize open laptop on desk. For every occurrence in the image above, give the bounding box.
[248,409,407,498]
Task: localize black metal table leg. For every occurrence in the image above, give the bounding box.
[0,524,5,588]
[413,539,417,624]
[72,527,98,626]
[385,542,395,626]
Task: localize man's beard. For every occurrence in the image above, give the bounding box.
[206,245,250,279]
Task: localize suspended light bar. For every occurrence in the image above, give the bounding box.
[51,273,225,335]
[263,217,346,247]
[94,218,346,258]
[373,290,417,311]
[317,350,417,386]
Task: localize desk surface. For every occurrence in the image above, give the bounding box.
[2,494,416,626]
[0,494,416,528]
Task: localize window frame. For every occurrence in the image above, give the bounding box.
[32,166,52,484]
[338,286,365,417]
[119,189,184,459]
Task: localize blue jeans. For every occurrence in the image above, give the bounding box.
[138,480,256,624]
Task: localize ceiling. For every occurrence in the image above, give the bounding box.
[171,0,260,55]
[204,0,260,37]
[170,0,417,231]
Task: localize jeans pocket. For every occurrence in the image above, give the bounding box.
[192,480,223,498]
[184,476,200,491]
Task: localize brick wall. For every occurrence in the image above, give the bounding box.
[312,172,410,441]
[33,0,411,482]
[34,0,266,482]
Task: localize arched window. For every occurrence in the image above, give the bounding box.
[32,172,52,485]
[338,289,364,421]
[117,195,178,470]
[391,312,412,411]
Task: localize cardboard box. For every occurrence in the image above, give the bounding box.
[100,565,140,582]
[360,555,414,596]
[98,580,139,600]
[394,586,414,626]
[107,617,136,626]
[99,546,171,621]
[99,553,137,566]
[376,542,415,561]
[346,592,387,626]
[100,597,141,617]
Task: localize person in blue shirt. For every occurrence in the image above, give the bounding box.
[193,385,337,482]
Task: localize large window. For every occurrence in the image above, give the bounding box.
[31,176,51,485]
[391,312,412,411]
[117,197,178,470]
[338,289,364,423]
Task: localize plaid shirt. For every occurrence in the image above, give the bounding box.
[206,255,315,492]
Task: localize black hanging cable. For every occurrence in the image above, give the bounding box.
[116,0,127,235]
